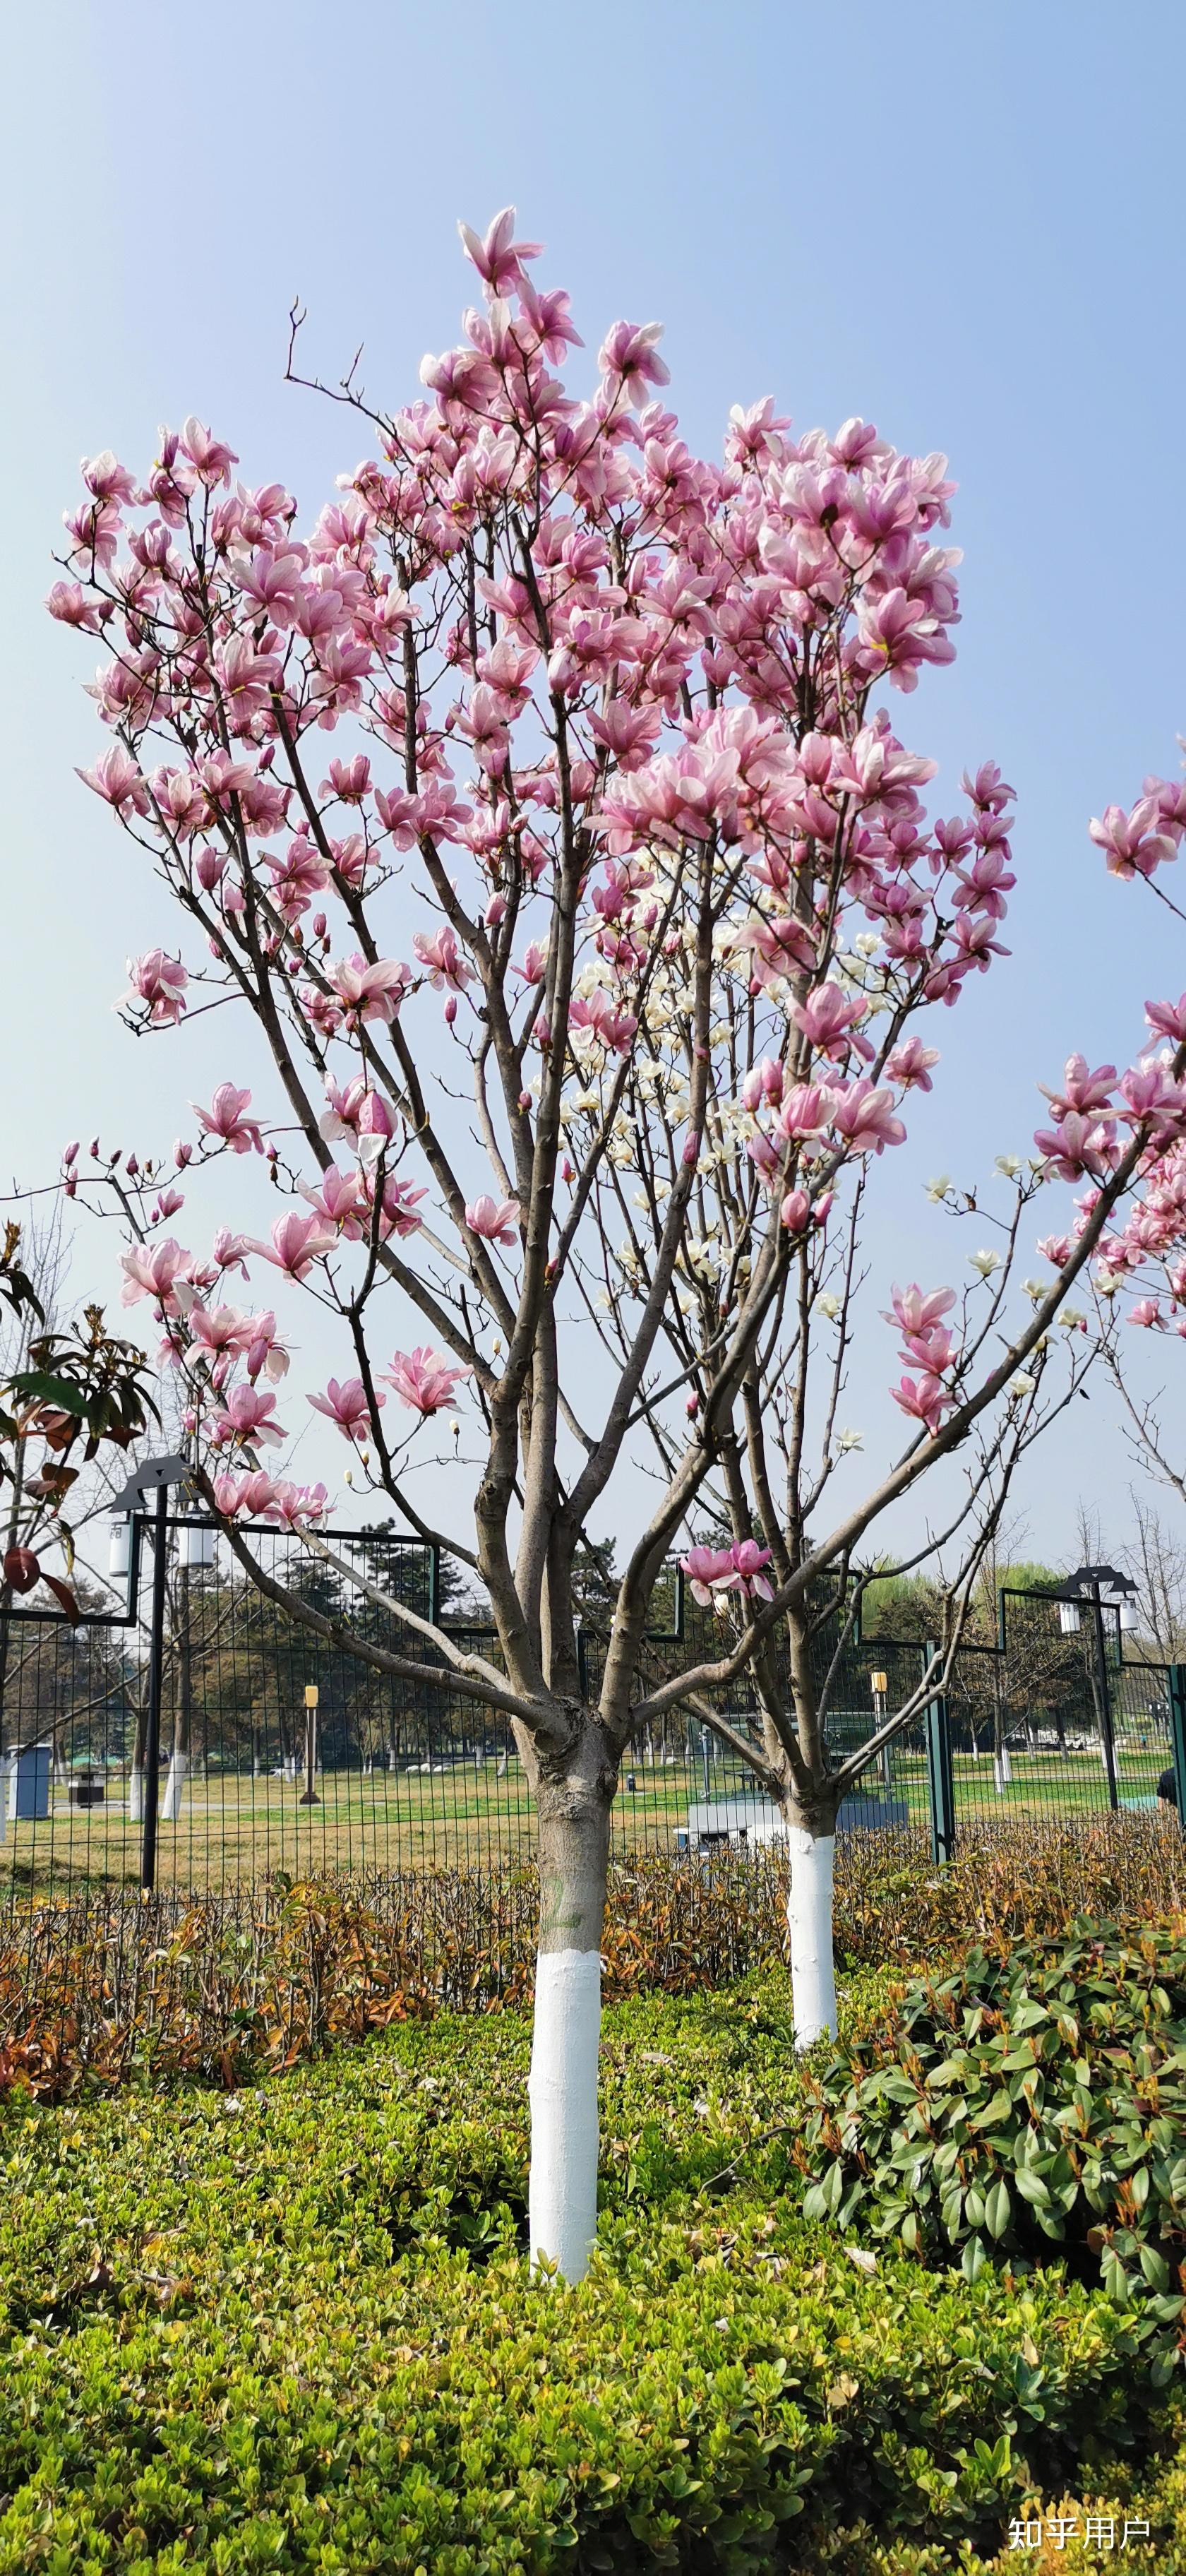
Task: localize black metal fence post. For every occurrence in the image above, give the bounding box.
[1089,1582,1120,1813]
[924,1643,956,1866]
[139,1482,169,1895]
[1168,1666,1186,1827]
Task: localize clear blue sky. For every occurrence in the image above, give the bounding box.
[2,0,1184,1565]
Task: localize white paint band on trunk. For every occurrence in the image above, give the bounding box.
[127,1765,145,1823]
[786,1826,837,2049]
[528,1945,601,2284]
[162,1751,188,1822]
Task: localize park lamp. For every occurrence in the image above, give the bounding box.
[1057,1564,1139,1637]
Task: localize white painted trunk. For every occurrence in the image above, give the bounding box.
[1100,1734,1112,1777]
[127,1763,144,1823]
[993,1747,1012,1794]
[528,1948,601,2282]
[162,1751,188,1822]
[786,1827,837,2048]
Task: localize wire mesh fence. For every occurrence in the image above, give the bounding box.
[0,1524,1182,1910]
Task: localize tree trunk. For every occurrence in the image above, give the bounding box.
[785,1818,838,2047]
[128,1700,147,1821]
[528,1755,612,2284]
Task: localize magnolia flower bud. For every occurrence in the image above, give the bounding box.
[62,1140,79,1167]
[444,994,457,1025]
[174,1140,193,1168]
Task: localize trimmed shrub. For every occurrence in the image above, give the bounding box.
[0,1986,1179,2571]
[796,1921,1186,2321]
[1,1813,1184,2100]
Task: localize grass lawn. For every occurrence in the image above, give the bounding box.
[0,1737,1175,1899]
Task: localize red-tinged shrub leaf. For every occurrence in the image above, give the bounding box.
[40,1572,81,1623]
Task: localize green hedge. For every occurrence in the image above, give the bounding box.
[0,1976,1180,2571]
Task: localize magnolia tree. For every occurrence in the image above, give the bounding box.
[49,208,1173,2278]
[1049,761,1186,1503]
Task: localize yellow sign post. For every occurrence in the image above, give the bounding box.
[300,1683,321,1806]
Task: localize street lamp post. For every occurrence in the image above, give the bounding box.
[1055,1564,1137,1814]
[110,1453,200,1895]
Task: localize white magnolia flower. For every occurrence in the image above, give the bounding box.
[994,1154,1022,1179]
[1058,1306,1086,1330]
[1009,1371,1036,1397]
[815,1291,841,1320]
[837,1427,864,1453]
[969,1249,1002,1278]
[853,931,880,958]
[926,1174,952,1203]
[1022,1277,1046,1301]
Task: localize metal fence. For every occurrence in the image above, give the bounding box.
[1,1520,1183,1904]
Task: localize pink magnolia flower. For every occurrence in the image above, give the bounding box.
[885,1035,940,1092]
[1032,1110,1117,1182]
[1145,995,1186,1046]
[193,1084,263,1155]
[1089,799,1180,880]
[187,1301,256,1357]
[790,983,871,1062]
[371,1174,428,1241]
[179,416,239,486]
[211,1383,285,1447]
[413,926,473,993]
[1129,1299,1164,1329]
[741,1057,785,1111]
[457,204,543,297]
[270,1479,330,1530]
[385,1347,472,1414]
[776,1083,835,1143]
[78,744,148,817]
[598,319,671,407]
[249,1212,337,1280]
[779,1189,810,1233]
[244,1311,289,1384]
[679,1544,737,1605]
[120,1239,192,1310]
[726,1540,774,1601]
[1036,1234,1071,1268]
[885,1284,956,1339]
[308,1376,384,1442]
[327,954,412,1029]
[891,1373,951,1438]
[302,1165,368,1239]
[568,990,638,1053]
[465,1195,521,1248]
[212,1469,281,1521]
[212,1228,253,1279]
[1038,1054,1116,1119]
[47,580,105,632]
[121,950,188,1026]
[829,1080,906,1155]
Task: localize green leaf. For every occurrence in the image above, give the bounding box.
[985,2178,1011,2239]
[6,1371,88,1414]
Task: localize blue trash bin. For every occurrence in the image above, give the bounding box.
[8,1744,51,1820]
